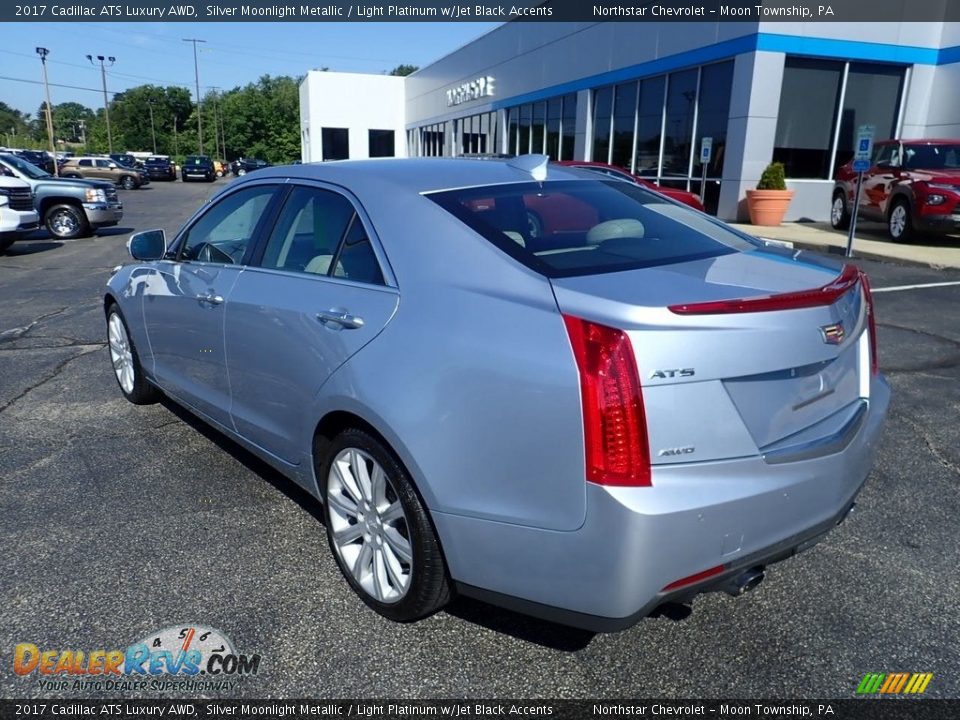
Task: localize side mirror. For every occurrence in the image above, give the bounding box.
[128,229,166,261]
[108,162,118,169]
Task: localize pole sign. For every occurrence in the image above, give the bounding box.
[700,137,713,165]
[852,125,874,173]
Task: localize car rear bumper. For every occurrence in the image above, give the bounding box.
[84,202,123,227]
[437,374,890,631]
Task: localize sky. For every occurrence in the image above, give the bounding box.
[1,22,502,116]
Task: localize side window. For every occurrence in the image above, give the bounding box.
[259,186,354,275]
[180,185,277,264]
[332,216,385,286]
[872,144,899,168]
[96,159,111,168]
[79,159,92,167]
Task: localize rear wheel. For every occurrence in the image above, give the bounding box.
[888,199,914,243]
[830,191,850,230]
[107,305,159,405]
[321,428,450,622]
[45,203,90,240]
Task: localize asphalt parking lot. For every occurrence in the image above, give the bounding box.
[1,178,959,700]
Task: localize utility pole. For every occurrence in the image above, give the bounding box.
[77,120,86,148]
[208,86,222,160]
[147,99,157,154]
[182,38,206,154]
[86,54,116,153]
[172,115,179,157]
[36,47,58,176]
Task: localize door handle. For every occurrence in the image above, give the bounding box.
[316,310,364,329]
[198,292,224,305]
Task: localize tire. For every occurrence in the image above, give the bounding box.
[320,428,450,622]
[525,210,544,239]
[181,175,189,183]
[830,191,850,230]
[120,175,137,190]
[44,203,90,240]
[107,305,159,405]
[0,235,15,254]
[237,168,247,176]
[888,198,914,243]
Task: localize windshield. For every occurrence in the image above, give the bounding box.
[427,180,755,278]
[903,144,960,170]
[0,153,50,179]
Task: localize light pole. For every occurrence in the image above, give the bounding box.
[208,86,222,160]
[86,54,116,153]
[77,120,86,148]
[182,38,206,154]
[172,115,179,157]
[147,99,157,154]
[36,47,58,176]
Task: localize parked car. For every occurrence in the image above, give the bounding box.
[110,153,141,170]
[14,150,56,175]
[106,156,888,631]
[61,156,146,190]
[230,157,270,176]
[0,175,40,253]
[214,160,226,178]
[0,153,123,240]
[832,139,960,242]
[181,155,216,182]
[555,161,706,211]
[144,155,177,181]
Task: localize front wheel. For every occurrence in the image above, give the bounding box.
[830,192,850,230]
[45,204,90,240]
[888,199,914,243]
[120,175,137,190]
[321,428,450,622]
[0,235,15,254]
[107,305,159,405]
[237,168,247,176]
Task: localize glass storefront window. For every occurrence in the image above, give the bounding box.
[634,76,664,177]
[546,97,561,160]
[611,82,638,170]
[592,86,613,162]
[832,63,904,172]
[661,68,698,187]
[519,104,532,155]
[531,102,546,155]
[773,59,842,179]
[561,93,577,161]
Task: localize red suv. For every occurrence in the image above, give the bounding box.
[554,161,706,211]
[831,139,960,242]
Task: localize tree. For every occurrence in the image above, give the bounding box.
[0,101,33,147]
[388,64,418,77]
[217,75,302,163]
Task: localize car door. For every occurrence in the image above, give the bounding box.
[224,183,399,464]
[94,159,117,183]
[859,142,901,220]
[140,183,281,426]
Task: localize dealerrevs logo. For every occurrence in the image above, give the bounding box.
[14,625,261,692]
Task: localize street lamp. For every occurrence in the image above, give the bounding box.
[86,54,116,153]
[36,47,58,176]
[147,99,157,154]
[182,38,207,154]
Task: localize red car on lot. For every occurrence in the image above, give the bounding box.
[554,160,706,211]
[831,139,960,242]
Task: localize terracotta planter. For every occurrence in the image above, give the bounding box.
[746,189,794,226]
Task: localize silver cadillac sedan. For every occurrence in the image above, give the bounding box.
[105,156,889,631]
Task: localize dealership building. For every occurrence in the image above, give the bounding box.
[299,20,960,221]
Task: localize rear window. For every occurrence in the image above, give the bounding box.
[427,180,755,278]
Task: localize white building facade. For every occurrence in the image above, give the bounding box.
[300,20,960,221]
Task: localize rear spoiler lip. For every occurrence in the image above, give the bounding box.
[668,264,861,315]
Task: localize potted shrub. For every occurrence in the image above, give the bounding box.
[746,162,794,226]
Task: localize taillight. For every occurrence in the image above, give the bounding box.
[668,264,860,315]
[859,270,879,375]
[562,315,651,487]
[661,564,726,592]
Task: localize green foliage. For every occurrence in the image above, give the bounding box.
[0,101,36,147]
[389,64,419,77]
[757,162,787,191]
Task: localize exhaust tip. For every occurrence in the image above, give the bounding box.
[724,567,765,597]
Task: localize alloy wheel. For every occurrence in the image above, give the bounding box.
[831,197,844,225]
[326,448,413,604]
[108,313,135,394]
[890,205,906,239]
[49,209,79,237]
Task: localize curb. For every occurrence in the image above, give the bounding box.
[787,240,955,270]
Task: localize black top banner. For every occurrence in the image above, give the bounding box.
[3,700,960,720]
[3,0,959,22]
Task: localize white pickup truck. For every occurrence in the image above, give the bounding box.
[0,176,40,254]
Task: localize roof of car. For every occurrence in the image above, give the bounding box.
[248,157,596,194]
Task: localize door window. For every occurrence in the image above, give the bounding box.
[179,185,277,264]
[96,159,112,168]
[872,144,900,168]
[258,186,384,285]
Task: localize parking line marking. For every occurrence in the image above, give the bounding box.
[872,280,960,293]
